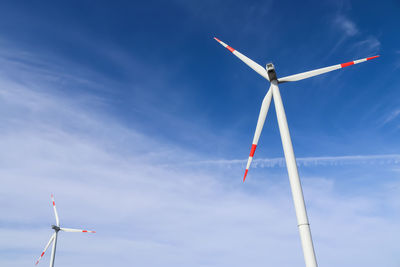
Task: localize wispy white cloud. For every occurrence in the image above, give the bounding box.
[328,14,381,60]
[325,14,359,59]
[334,15,358,37]
[352,36,381,54]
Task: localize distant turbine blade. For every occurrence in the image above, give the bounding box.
[51,194,60,227]
[278,55,380,83]
[35,233,55,265]
[214,37,270,81]
[243,86,273,182]
[60,227,96,233]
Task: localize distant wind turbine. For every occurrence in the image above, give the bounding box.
[214,37,379,267]
[35,194,95,267]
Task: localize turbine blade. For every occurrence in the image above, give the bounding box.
[243,86,273,182]
[214,37,270,81]
[51,194,60,226]
[60,227,96,233]
[35,233,55,265]
[278,55,380,83]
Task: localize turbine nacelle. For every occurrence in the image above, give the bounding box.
[266,63,277,81]
[51,225,60,232]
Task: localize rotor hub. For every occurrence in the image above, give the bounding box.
[51,225,60,232]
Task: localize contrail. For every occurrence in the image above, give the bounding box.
[189,154,400,169]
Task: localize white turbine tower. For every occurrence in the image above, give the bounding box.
[35,194,96,267]
[214,37,379,267]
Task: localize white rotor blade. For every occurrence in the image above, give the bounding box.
[60,227,96,233]
[51,194,59,226]
[35,233,55,265]
[278,55,379,83]
[214,37,270,81]
[243,86,273,182]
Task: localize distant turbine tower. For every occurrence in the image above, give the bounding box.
[35,194,95,267]
[214,37,379,267]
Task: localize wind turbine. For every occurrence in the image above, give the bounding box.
[214,37,379,267]
[35,194,95,267]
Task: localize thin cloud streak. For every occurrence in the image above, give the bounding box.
[382,109,400,126]
[190,154,400,169]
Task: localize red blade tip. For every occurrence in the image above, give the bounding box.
[367,55,380,60]
[243,169,248,182]
[214,37,221,42]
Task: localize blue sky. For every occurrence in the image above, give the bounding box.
[0,0,399,266]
